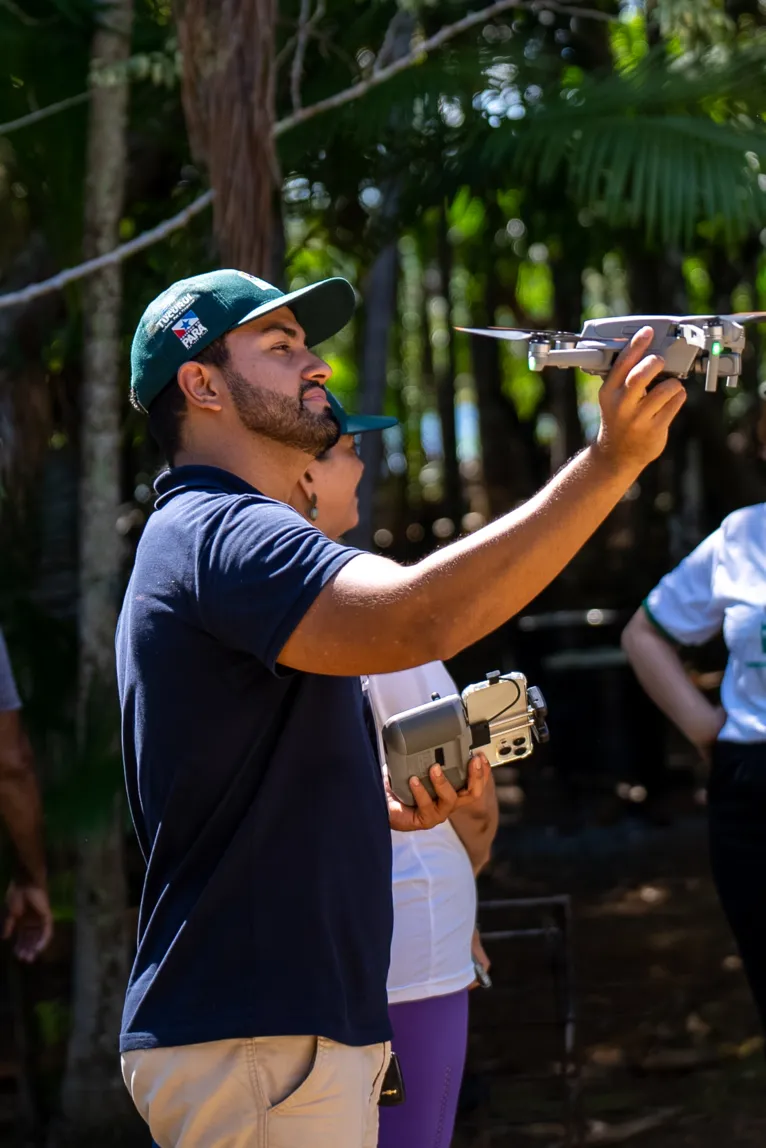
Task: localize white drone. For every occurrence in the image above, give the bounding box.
[457,313,766,393]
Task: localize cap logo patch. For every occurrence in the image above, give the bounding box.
[155,292,198,333]
[171,310,209,349]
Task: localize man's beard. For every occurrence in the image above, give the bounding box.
[223,367,340,457]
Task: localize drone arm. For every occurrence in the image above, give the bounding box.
[537,347,614,374]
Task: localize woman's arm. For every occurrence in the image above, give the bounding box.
[450,767,499,875]
[621,608,725,753]
[452,770,499,987]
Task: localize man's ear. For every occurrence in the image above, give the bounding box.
[176,360,224,412]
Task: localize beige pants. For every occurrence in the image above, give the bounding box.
[121,1035,391,1148]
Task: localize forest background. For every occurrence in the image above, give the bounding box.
[1,0,766,1143]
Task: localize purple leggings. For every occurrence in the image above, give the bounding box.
[378,989,469,1148]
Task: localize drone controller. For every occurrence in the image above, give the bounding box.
[458,311,766,393]
[382,671,549,807]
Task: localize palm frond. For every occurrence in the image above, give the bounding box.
[484,44,766,246]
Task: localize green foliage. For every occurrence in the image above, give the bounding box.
[35,998,72,1047]
[683,256,713,309]
[609,13,649,73]
[0,2,91,267]
[516,258,553,322]
[484,44,766,246]
[504,350,544,421]
[448,191,486,242]
[44,675,124,840]
[653,0,736,52]
[2,0,766,848]
[0,0,198,844]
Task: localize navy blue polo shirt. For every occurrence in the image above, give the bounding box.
[115,465,393,1052]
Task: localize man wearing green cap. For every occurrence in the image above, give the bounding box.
[118,268,684,1147]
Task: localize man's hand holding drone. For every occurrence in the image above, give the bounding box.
[595,325,686,476]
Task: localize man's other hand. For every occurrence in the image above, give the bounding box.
[386,753,489,832]
[596,326,686,474]
[3,881,53,962]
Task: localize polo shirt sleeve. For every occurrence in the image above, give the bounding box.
[0,631,22,712]
[198,497,362,672]
[643,527,724,646]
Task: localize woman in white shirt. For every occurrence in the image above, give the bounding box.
[622,505,766,1029]
[289,392,498,1148]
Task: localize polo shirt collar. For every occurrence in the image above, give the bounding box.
[154,465,259,508]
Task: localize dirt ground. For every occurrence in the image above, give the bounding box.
[3,769,765,1147]
[454,776,766,1147]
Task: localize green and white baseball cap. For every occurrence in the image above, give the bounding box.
[130,269,356,412]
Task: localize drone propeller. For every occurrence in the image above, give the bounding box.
[455,325,582,342]
[455,326,537,341]
[681,311,766,324]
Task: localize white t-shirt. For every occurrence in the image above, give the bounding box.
[365,663,477,1005]
[644,503,766,743]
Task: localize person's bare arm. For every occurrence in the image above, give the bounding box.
[450,767,499,875]
[279,329,686,676]
[0,711,52,961]
[621,608,725,753]
[0,712,46,888]
[453,773,500,988]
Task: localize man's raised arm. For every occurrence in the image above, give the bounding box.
[279,328,686,676]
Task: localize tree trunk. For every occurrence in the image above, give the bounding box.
[347,242,399,550]
[174,0,279,273]
[548,259,584,471]
[626,245,687,314]
[53,1,136,1142]
[435,206,463,527]
[345,11,413,549]
[470,261,539,515]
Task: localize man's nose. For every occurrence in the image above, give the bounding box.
[302,353,332,385]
